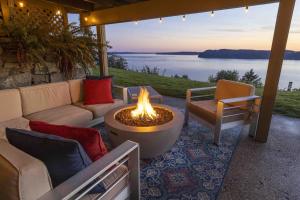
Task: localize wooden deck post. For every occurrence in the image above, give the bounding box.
[255,0,295,142]
[96,25,109,76]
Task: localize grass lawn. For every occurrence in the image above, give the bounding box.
[108,68,300,118]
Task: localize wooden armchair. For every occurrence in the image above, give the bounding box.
[185,80,261,145]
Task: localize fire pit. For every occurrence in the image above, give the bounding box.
[104,88,184,158]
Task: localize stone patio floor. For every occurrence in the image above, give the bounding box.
[163,96,300,200]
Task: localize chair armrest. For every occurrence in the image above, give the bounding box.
[39,140,140,200]
[219,95,261,105]
[113,85,128,104]
[188,86,216,93]
[186,86,216,103]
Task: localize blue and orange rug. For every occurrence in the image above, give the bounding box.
[98,117,241,200]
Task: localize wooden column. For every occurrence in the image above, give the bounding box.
[96,25,109,76]
[255,0,295,142]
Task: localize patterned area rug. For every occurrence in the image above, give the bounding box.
[97,117,242,200]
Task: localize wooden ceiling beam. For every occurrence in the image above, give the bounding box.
[81,0,279,25]
[44,0,94,11]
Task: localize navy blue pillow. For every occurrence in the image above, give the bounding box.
[6,128,105,193]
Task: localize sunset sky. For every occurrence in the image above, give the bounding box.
[70,2,300,52]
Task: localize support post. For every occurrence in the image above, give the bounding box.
[255,0,295,142]
[96,25,109,76]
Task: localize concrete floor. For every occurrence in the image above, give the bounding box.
[163,96,300,200]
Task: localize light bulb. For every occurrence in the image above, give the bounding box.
[182,15,186,21]
[134,21,139,25]
[159,18,163,23]
[84,17,88,22]
[210,11,215,17]
[245,6,249,13]
[18,1,24,8]
[56,10,61,15]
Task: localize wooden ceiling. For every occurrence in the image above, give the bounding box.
[44,0,149,11]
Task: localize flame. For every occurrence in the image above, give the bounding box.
[131,87,157,120]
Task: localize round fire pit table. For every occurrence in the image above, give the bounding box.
[104,104,184,159]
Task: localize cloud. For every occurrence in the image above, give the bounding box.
[210,28,246,32]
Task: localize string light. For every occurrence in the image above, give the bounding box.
[134,21,139,25]
[159,17,163,23]
[210,11,215,17]
[56,9,61,15]
[182,15,186,21]
[245,5,249,13]
[84,17,88,22]
[18,1,24,8]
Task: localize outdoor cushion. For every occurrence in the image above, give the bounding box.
[25,105,93,127]
[0,89,23,122]
[83,79,114,105]
[0,117,30,140]
[29,121,108,161]
[5,128,104,193]
[76,99,124,118]
[188,100,217,124]
[19,82,72,116]
[0,139,52,200]
[68,79,83,104]
[215,79,255,102]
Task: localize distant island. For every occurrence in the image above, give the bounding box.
[109,49,300,60]
[198,49,300,60]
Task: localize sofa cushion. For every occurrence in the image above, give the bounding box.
[6,128,105,192]
[76,99,124,118]
[68,79,83,104]
[0,89,23,123]
[29,121,108,161]
[0,117,30,140]
[188,100,217,124]
[19,82,72,116]
[83,79,114,105]
[25,105,93,127]
[0,139,52,200]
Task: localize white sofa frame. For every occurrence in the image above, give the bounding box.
[185,86,261,145]
[39,140,140,200]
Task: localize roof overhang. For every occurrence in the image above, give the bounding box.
[80,0,280,26]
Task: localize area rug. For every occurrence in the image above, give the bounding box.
[97,118,242,200]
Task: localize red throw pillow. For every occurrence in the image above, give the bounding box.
[29,121,107,161]
[83,79,114,105]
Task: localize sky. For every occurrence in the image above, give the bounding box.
[69,2,300,52]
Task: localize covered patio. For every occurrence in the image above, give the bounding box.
[0,0,298,199]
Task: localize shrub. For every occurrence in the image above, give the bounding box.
[140,65,160,75]
[108,55,128,70]
[241,69,262,87]
[208,70,239,83]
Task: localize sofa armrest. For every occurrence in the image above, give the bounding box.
[219,95,261,105]
[113,85,128,104]
[39,140,140,200]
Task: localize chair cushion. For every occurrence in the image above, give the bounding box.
[0,117,30,140]
[83,79,114,105]
[0,139,52,200]
[188,100,217,124]
[29,121,108,161]
[25,105,93,127]
[5,128,104,194]
[0,89,23,122]
[19,82,72,116]
[215,80,255,103]
[76,99,124,118]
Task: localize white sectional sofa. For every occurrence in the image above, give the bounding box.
[0,80,140,200]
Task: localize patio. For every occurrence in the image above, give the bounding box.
[164,96,300,200]
[0,0,299,200]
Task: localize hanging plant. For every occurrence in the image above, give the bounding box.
[49,23,98,79]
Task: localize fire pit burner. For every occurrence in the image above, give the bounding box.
[115,107,173,127]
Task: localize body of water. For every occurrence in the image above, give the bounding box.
[117,54,300,89]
